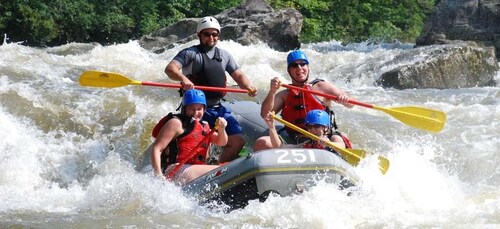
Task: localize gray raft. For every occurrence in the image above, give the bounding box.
[140,101,359,210]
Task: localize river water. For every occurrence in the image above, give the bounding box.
[0,38,498,228]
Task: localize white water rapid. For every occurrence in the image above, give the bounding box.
[0,39,498,228]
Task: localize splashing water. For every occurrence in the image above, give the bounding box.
[0,39,498,228]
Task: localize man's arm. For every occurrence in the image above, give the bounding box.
[260,77,285,118]
[230,69,257,97]
[314,81,354,108]
[165,60,194,90]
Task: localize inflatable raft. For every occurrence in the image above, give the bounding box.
[140,100,359,210]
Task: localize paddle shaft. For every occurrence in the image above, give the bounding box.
[79,70,249,93]
[270,113,389,174]
[141,81,249,93]
[270,114,362,161]
[280,84,446,133]
[281,84,373,108]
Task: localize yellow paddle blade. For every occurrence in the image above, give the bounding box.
[378,156,390,174]
[279,84,446,133]
[374,106,446,133]
[270,113,389,174]
[334,146,364,166]
[79,70,142,88]
[330,142,389,174]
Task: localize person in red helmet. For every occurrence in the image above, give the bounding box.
[254,50,353,151]
[165,16,257,163]
[151,89,227,185]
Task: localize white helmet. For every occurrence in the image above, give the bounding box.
[196,16,221,33]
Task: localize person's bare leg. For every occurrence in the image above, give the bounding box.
[218,134,245,163]
[183,165,219,184]
[253,136,274,151]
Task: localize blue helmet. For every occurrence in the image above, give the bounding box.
[305,109,330,128]
[287,50,309,67]
[182,89,207,107]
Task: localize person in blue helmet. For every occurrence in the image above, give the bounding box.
[264,109,340,150]
[254,50,354,151]
[151,89,228,185]
[165,16,257,163]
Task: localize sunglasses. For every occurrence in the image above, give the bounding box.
[201,32,219,38]
[290,62,307,68]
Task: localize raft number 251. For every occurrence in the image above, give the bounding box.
[275,149,317,163]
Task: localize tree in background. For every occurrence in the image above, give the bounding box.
[268,0,436,43]
[0,0,240,46]
[0,0,59,45]
[0,0,434,46]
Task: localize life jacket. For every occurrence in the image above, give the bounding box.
[302,134,353,150]
[186,45,227,106]
[302,140,326,149]
[281,79,352,148]
[281,80,328,136]
[337,132,353,149]
[302,139,342,158]
[151,113,211,170]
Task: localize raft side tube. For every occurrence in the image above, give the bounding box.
[182,148,358,207]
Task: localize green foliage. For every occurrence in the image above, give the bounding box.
[0,0,435,46]
[18,2,58,43]
[0,1,58,45]
[49,0,96,44]
[190,0,241,16]
[269,0,436,43]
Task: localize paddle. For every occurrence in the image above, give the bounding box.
[270,113,389,174]
[281,84,446,133]
[167,127,218,180]
[79,70,250,94]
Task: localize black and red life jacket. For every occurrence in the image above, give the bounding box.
[152,113,211,170]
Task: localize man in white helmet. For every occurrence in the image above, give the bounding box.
[165,16,258,163]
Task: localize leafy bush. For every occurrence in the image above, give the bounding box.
[0,0,435,46]
[269,0,436,43]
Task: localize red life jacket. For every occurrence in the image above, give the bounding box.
[175,119,211,165]
[152,113,211,167]
[302,135,353,150]
[340,134,353,149]
[281,84,327,136]
[302,140,326,149]
[280,80,353,149]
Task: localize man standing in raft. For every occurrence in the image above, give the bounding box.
[165,16,257,163]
